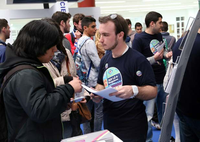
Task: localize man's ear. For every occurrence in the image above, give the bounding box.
[73,22,78,27]
[60,20,65,26]
[118,31,124,40]
[83,25,87,31]
[150,21,155,27]
[1,27,6,33]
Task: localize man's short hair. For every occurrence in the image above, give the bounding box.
[161,21,168,32]
[81,16,96,30]
[135,22,142,29]
[125,19,132,25]
[0,19,8,33]
[73,13,85,24]
[12,19,63,59]
[99,14,128,41]
[145,11,162,28]
[52,11,71,25]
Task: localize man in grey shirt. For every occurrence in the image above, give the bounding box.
[77,16,102,134]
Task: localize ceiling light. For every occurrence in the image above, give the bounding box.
[96,1,125,4]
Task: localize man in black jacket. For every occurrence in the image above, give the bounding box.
[0,19,82,142]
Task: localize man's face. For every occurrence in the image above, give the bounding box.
[85,22,97,37]
[37,45,57,63]
[64,19,71,33]
[4,25,10,39]
[152,17,162,34]
[135,26,142,33]
[99,21,118,51]
[75,20,82,32]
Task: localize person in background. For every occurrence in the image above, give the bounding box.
[161,21,176,51]
[135,22,143,34]
[52,11,72,53]
[0,19,82,142]
[91,14,157,142]
[173,28,200,142]
[65,13,85,55]
[95,29,105,59]
[132,11,172,142]
[0,19,10,63]
[42,18,86,138]
[77,17,102,134]
[125,19,135,42]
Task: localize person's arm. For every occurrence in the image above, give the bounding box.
[163,50,172,60]
[90,84,105,103]
[147,48,164,65]
[109,85,157,101]
[86,40,100,69]
[6,69,81,123]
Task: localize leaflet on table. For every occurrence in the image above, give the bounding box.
[81,84,124,102]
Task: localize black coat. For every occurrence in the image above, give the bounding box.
[0,45,74,142]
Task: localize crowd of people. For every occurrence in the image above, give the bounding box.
[0,10,199,142]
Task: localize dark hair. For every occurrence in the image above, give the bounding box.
[81,16,96,30]
[73,13,85,24]
[161,21,168,32]
[0,19,8,32]
[12,19,62,59]
[135,22,142,29]
[125,19,132,25]
[145,11,162,28]
[52,11,71,25]
[99,14,128,41]
[41,18,67,56]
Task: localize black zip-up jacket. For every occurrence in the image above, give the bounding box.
[0,45,74,142]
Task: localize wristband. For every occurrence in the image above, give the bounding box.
[130,85,139,98]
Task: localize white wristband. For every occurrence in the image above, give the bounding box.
[130,85,139,98]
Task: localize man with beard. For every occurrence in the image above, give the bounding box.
[91,14,157,142]
[65,13,85,55]
[52,11,72,53]
[0,19,10,63]
[132,11,172,142]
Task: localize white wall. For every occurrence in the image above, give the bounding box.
[124,8,199,40]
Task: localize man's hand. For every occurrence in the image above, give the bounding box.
[109,86,133,99]
[154,48,164,61]
[80,98,87,104]
[165,51,172,59]
[74,30,81,39]
[91,93,103,103]
[68,77,82,93]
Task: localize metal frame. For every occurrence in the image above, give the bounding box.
[159,10,200,142]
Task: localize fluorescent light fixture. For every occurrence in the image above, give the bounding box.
[101,4,153,9]
[96,1,125,4]
[154,3,181,6]
[101,3,181,9]
[102,9,133,12]
[143,0,165,1]
[129,5,197,12]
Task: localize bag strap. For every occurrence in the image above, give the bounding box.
[0,65,38,142]
[70,32,75,45]
[78,37,92,80]
[0,41,6,46]
[168,37,175,50]
[77,37,90,53]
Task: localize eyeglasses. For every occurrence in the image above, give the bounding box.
[110,14,117,19]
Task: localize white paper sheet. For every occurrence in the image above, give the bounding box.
[81,84,124,102]
[157,42,165,52]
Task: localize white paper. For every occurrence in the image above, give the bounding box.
[81,84,124,102]
[165,63,178,93]
[157,42,165,52]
